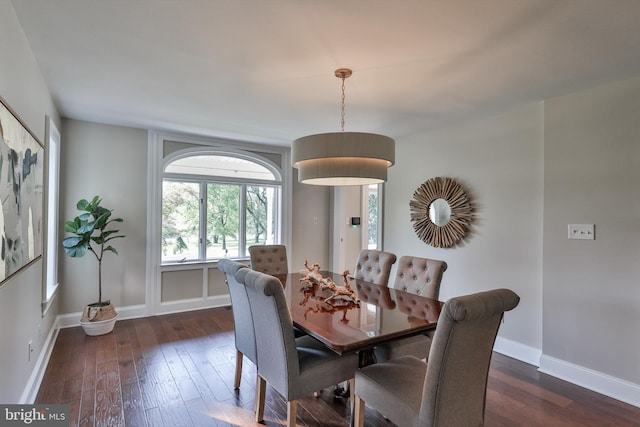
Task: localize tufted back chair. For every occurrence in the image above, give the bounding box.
[353,250,397,285]
[392,256,447,298]
[235,267,359,426]
[249,244,288,275]
[354,289,520,427]
[217,258,254,389]
[374,255,447,363]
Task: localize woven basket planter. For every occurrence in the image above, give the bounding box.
[80,302,118,336]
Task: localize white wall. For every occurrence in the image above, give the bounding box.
[543,76,640,385]
[59,119,148,314]
[0,0,61,403]
[384,102,544,353]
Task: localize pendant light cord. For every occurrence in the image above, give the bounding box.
[340,73,346,132]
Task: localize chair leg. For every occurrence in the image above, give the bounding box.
[255,376,266,422]
[234,350,243,389]
[353,395,365,427]
[287,400,297,427]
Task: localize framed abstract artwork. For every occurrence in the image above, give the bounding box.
[0,96,44,286]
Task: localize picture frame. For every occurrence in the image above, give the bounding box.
[0,96,44,286]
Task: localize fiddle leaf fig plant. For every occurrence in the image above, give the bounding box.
[62,196,125,306]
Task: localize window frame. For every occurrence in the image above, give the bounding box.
[43,115,60,314]
[147,131,292,316]
[162,150,283,265]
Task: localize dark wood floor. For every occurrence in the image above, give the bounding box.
[36,307,640,427]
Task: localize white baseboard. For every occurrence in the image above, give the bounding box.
[493,337,640,409]
[56,297,231,329]
[494,336,542,367]
[539,354,640,409]
[156,295,231,316]
[57,304,148,329]
[20,317,60,404]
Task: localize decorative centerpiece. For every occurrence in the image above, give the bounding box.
[299,261,360,322]
[299,260,360,305]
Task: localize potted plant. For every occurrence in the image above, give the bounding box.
[63,196,125,336]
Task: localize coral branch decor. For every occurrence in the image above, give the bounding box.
[299,260,360,322]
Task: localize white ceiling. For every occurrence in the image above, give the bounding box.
[10,0,640,146]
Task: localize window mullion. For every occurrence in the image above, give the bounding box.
[200,181,207,260]
[239,184,247,258]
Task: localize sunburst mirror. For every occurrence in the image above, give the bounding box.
[409,177,473,248]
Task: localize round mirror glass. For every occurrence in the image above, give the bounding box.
[429,198,451,226]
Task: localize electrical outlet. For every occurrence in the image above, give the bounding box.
[568,224,595,240]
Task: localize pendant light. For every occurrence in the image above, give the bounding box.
[291,68,395,186]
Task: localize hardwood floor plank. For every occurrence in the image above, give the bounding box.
[490,368,573,407]
[158,399,195,427]
[184,397,219,427]
[35,308,640,427]
[145,407,164,427]
[121,381,147,427]
[95,359,124,427]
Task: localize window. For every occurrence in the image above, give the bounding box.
[162,154,281,263]
[44,116,60,310]
[366,184,381,250]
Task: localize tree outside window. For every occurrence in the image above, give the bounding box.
[161,154,281,263]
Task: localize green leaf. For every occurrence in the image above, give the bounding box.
[76,199,90,211]
[76,222,95,234]
[64,220,80,233]
[62,236,84,248]
[104,246,119,256]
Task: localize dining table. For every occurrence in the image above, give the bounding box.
[275,270,443,366]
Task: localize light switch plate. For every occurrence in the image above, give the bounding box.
[568,224,595,240]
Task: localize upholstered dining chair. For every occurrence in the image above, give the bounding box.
[354,288,520,427]
[374,256,447,362]
[235,267,359,427]
[217,258,254,389]
[248,244,288,275]
[353,249,397,285]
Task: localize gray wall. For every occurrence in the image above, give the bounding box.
[543,76,640,384]
[385,102,545,351]
[0,0,61,403]
[385,80,640,400]
[59,119,148,314]
[291,169,331,271]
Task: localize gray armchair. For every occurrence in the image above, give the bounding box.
[353,249,397,285]
[248,244,288,275]
[235,267,359,427]
[353,288,520,427]
[374,256,447,362]
[217,259,254,389]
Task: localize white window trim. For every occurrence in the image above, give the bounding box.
[146,131,292,316]
[42,115,60,314]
